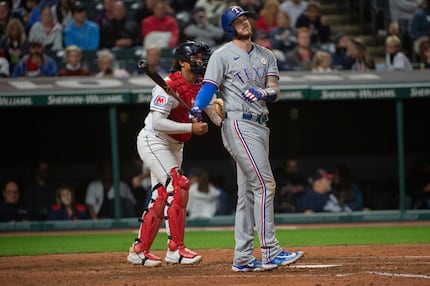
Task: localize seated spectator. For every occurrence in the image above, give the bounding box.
[23,161,57,220]
[419,39,430,68]
[28,4,63,51]
[0,180,30,222]
[410,0,430,60]
[331,164,363,212]
[12,39,57,77]
[58,45,90,76]
[100,0,141,49]
[186,169,221,219]
[63,1,99,51]
[0,1,10,38]
[385,35,413,70]
[255,0,280,46]
[47,185,89,220]
[51,0,73,28]
[269,10,296,54]
[85,160,137,219]
[347,37,375,71]
[330,32,354,70]
[95,48,129,78]
[141,0,179,49]
[312,50,332,72]
[275,158,307,213]
[183,6,224,49]
[295,0,330,44]
[96,0,114,28]
[407,157,430,209]
[284,27,315,70]
[0,49,9,76]
[0,18,29,74]
[194,0,227,26]
[138,45,169,76]
[280,0,307,31]
[11,0,38,33]
[299,168,348,213]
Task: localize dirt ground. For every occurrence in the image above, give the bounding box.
[1,242,430,286]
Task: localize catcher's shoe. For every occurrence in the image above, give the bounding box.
[232,259,264,272]
[165,246,202,265]
[127,247,162,267]
[262,250,304,270]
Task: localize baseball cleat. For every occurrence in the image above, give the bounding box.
[165,247,202,265]
[127,247,162,267]
[262,250,304,269]
[232,259,265,272]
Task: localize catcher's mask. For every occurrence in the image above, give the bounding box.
[174,41,211,76]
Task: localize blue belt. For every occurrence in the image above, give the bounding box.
[225,112,269,124]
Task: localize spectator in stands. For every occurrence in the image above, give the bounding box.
[141,0,179,49]
[51,0,73,28]
[0,180,30,222]
[96,0,114,28]
[58,45,90,76]
[63,1,99,51]
[0,0,11,38]
[255,0,280,46]
[407,156,430,209]
[347,37,375,71]
[47,185,89,220]
[95,48,129,78]
[23,161,57,220]
[10,0,38,33]
[299,168,348,213]
[410,0,430,60]
[0,18,29,74]
[275,158,307,213]
[331,164,363,212]
[138,45,169,76]
[0,49,9,76]
[280,0,307,31]
[100,0,141,49]
[186,169,221,219]
[134,0,174,28]
[330,32,354,70]
[419,39,430,68]
[28,4,63,51]
[269,10,296,54]
[85,160,137,219]
[284,27,315,70]
[130,155,151,211]
[183,6,224,49]
[312,50,332,72]
[385,35,413,70]
[12,39,57,77]
[194,0,227,26]
[236,0,263,19]
[295,0,330,44]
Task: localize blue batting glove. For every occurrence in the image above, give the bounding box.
[242,88,267,103]
[189,106,202,122]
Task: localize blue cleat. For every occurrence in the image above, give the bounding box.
[262,250,304,270]
[232,259,265,272]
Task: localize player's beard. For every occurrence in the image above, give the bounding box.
[235,30,252,40]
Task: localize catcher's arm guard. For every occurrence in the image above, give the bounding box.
[204,96,224,127]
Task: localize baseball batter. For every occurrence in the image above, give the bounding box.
[127,41,222,267]
[191,6,304,272]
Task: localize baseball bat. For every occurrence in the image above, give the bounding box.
[138,60,195,115]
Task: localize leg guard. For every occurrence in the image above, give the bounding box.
[165,167,190,251]
[133,183,168,254]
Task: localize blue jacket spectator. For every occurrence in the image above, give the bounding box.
[64,2,99,50]
[47,185,89,220]
[12,40,57,77]
[410,2,430,41]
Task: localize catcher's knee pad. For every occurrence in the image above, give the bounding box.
[134,184,167,253]
[165,167,190,250]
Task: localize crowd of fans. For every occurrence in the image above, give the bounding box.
[1,0,429,78]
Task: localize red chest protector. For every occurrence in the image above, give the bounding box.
[165,71,202,142]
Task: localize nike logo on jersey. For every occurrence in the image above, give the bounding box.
[234,56,240,60]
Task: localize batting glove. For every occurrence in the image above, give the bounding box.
[189,106,203,122]
[242,88,266,103]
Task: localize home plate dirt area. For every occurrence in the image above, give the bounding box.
[1,244,430,286]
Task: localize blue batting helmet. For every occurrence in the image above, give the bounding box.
[221,6,250,39]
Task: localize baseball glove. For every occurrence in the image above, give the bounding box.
[213,98,224,119]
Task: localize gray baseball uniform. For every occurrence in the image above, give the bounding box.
[203,41,284,265]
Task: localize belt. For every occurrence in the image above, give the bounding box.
[225,112,269,124]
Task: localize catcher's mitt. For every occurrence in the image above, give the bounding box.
[213,98,224,119]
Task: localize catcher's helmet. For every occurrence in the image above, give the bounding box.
[221,6,250,39]
[174,41,211,76]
